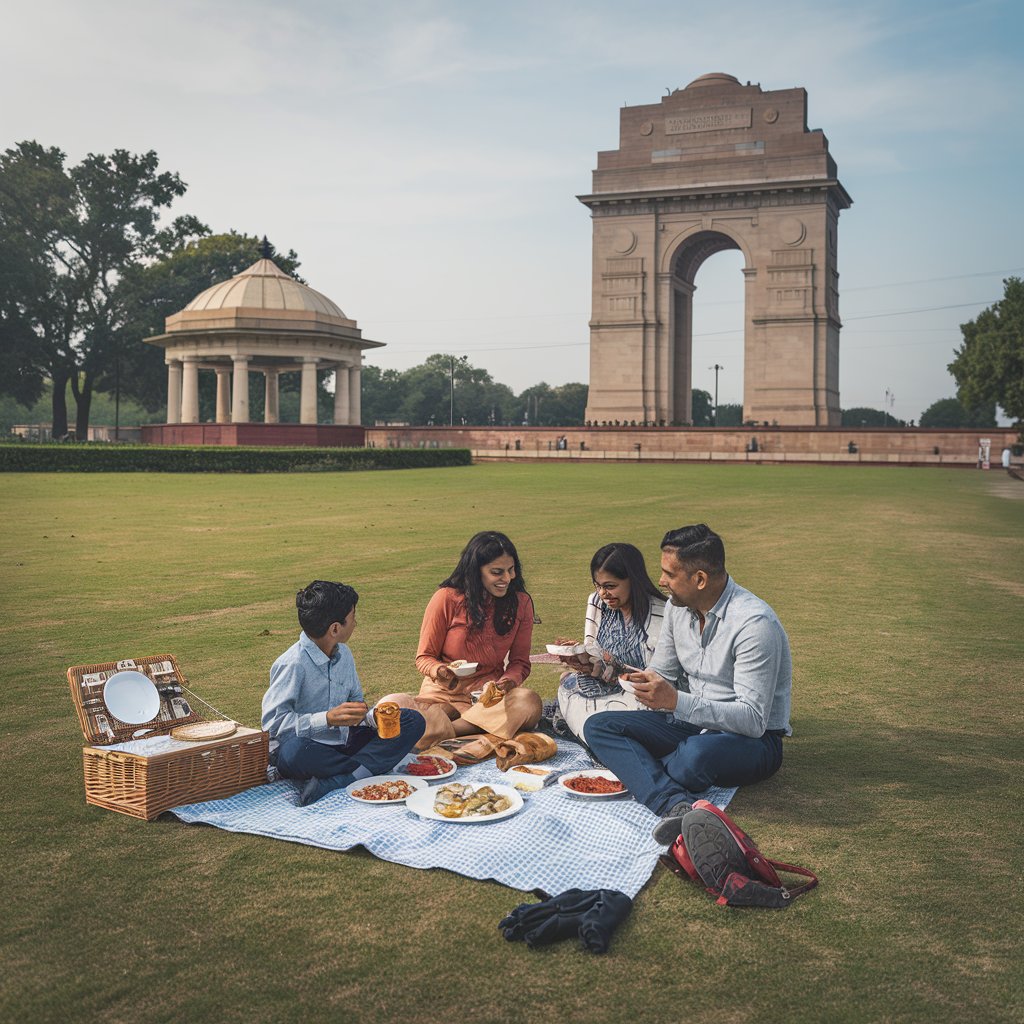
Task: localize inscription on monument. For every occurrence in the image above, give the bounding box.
[665,108,751,135]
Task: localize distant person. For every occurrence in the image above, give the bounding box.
[379,531,542,749]
[262,580,425,806]
[583,524,791,845]
[1002,447,1012,469]
[553,543,666,743]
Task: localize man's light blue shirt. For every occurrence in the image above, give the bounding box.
[648,577,792,738]
[262,632,366,752]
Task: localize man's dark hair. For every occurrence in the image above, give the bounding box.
[661,524,726,577]
[296,580,359,639]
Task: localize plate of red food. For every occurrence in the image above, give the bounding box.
[345,775,428,804]
[395,753,457,780]
[558,769,628,798]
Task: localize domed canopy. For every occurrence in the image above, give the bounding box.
[184,258,347,320]
[684,73,741,89]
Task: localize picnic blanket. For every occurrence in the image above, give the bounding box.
[171,740,736,899]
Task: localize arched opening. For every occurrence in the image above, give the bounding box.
[690,249,746,425]
[669,231,745,425]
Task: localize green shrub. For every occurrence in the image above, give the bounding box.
[0,443,472,473]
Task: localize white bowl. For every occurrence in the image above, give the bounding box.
[449,661,479,678]
[546,643,587,656]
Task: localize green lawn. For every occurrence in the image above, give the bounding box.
[2,464,1021,1024]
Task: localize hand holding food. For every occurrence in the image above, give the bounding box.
[327,700,369,727]
[631,671,677,711]
[480,681,505,706]
[374,701,401,738]
[434,664,457,686]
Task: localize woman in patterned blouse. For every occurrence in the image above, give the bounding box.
[554,542,666,743]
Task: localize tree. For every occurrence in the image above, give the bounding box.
[115,232,302,413]
[690,389,713,426]
[715,403,744,427]
[0,141,205,437]
[919,397,996,429]
[841,407,907,427]
[950,277,1024,425]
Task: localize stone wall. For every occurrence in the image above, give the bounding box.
[365,425,1020,467]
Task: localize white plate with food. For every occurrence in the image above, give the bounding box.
[103,670,161,724]
[395,753,458,780]
[448,660,479,678]
[546,642,588,656]
[406,782,523,823]
[345,775,428,804]
[558,769,629,798]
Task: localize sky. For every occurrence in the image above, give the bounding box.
[2,0,1022,423]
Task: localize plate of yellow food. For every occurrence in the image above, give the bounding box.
[406,782,523,823]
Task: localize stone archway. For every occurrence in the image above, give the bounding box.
[579,73,852,426]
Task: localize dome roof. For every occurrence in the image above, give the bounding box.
[184,258,347,319]
[685,73,741,89]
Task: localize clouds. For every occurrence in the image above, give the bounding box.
[1,0,1020,420]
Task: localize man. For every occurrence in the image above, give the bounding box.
[582,524,792,844]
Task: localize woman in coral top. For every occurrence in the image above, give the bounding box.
[381,531,541,748]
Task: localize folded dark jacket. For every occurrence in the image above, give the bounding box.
[578,889,633,954]
[499,888,632,953]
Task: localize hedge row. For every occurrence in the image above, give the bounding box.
[0,444,473,473]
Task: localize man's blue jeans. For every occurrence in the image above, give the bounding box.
[273,709,425,781]
[582,711,783,815]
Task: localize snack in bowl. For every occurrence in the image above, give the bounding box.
[375,701,401,739]
[545,638,588,656]
[447,659,479,678]
[479,681,504,707]
[433,782,512,818]
[352,779,416,801]
[508,765,552,792]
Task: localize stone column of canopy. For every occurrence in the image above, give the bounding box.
[264,369,280,424]
[215,368,231,424]
[348,361,362,427]
[181,357,200,423]
[300,360,319,424]
[333,364,351,425]
[166,360,182,424]
[231,355,250,423]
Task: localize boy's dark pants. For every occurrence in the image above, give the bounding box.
[273,709,425,780]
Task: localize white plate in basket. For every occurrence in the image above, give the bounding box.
[406,783,523,823]
[103,671,161,724]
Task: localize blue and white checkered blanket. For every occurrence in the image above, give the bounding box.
[171,741,735,898]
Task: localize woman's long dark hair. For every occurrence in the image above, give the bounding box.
[440,531,528,635]
[590,542,664,634]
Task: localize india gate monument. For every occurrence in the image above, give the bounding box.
[580,74,852,426]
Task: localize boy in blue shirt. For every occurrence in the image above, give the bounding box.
[263,579,426,806]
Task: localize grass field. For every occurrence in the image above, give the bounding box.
[2,463,1022,1024]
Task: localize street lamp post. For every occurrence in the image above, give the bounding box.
[710,364,724,426]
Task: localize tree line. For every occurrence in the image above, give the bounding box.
[2,140,1020,436]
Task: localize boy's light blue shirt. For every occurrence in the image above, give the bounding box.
[262,631,366,752]
[648,577,792,738]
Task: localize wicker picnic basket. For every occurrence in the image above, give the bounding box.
[69,654,268,820]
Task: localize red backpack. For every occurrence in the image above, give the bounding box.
[660,800,818,908]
